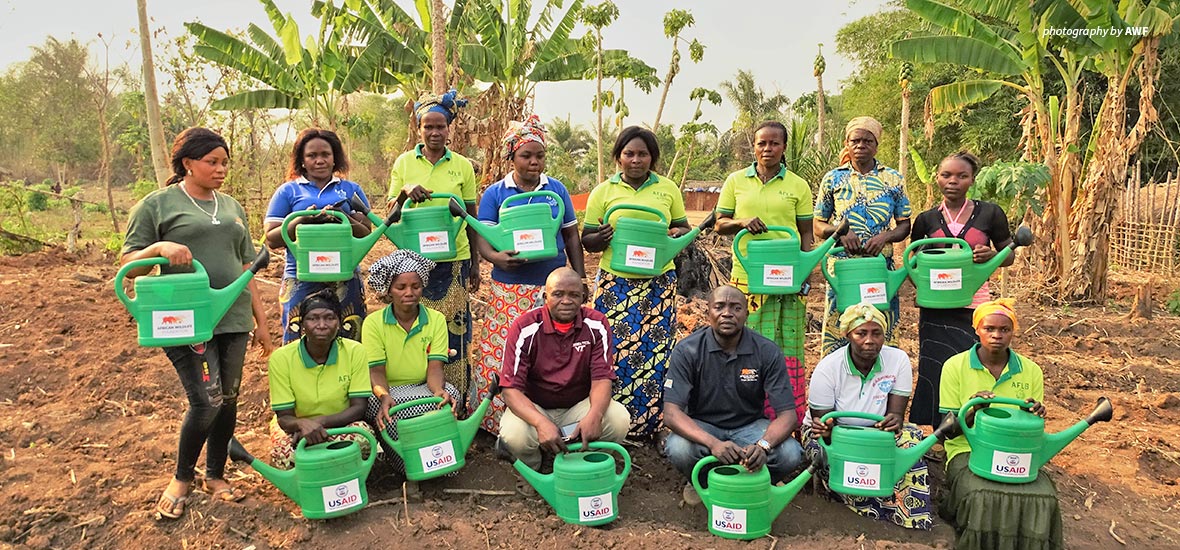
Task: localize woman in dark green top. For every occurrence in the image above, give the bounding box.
[121,127,273,520]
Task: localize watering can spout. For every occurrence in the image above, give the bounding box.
[897,411,960,473]
[460,374,501,451]
[769,460,817,518]
[981,225,1034,274]
[229,437,299,502]
[211,248,269,323]
[1039,397,1113,470]
[352,201,400,259]
[513,459,557,509]
[801,220,850,274]
[669,211,717,256]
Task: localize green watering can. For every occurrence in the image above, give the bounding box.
[459,190,565,262]
[354,192,467,261]
[821,248,909,312]
[818,411,959,497]
[380,375,500,480]
[904,226,1034,309]
[691,456,817,540]
[514,441,632,526]
[733,221,848,294]
[957,396,1113,484]
[228,427,378,519]
[115,248,270,347]
[280,207,399,282]
[603,204,716,277]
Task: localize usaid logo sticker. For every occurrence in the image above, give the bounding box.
[930,268,963,291]
[512,229,545,252]
[623,245,657,270]
[859,282,888,304]
[991,451,1032,478]
[321,478,362,512]
[152,310,196,339]
[762,265,793,287]
[711,506,747,534]
[419,231,451,254]
[577,493,614,522]
[419,440,458,473]
[308,251,342,274]
[842,461,882,489]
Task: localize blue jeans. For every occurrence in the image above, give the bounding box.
[665,418,804,484]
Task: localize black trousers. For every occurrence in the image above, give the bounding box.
[163,332,248,482]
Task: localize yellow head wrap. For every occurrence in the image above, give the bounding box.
[838,302,888,335]
[972,298,1019,331]
[840,116,884,165]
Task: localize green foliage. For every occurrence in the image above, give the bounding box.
[83,202,109,214]
[103,231,125,254]
[970,161,1050,220]
[1165,288,1180,316]
[26,185,50,212]
[131,179,157,201]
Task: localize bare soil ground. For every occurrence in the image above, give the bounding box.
[1,238,1179,549]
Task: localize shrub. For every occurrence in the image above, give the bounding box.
[1167,288,1180,316]
[131,179,156,200]
[84,202,108,214]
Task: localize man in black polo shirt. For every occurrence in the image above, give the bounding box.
[663,285,804,500]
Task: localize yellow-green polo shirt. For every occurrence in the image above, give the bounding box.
[361,304,450,386]
[717,163,815,284]
[583,172,688,277]
[939,344,1045,463]
[269,338,373,419]
[387,144,478,261]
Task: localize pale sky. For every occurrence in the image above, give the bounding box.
[0,0,893,129]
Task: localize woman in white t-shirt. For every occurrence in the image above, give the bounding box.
[803,302,933,530]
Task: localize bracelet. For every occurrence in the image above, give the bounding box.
[373,386,389,399]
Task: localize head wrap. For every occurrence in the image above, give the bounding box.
[414,89,468,124]
[503,114,547,159]
[838,302,889,335]
[298,289,342,320]
[972,298,1019,331]
[840,116,884,165]
[367,250,436,295]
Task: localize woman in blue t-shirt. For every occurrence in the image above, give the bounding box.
[263,128,372,343]
[472,115,585,433]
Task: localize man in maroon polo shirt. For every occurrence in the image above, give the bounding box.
[497,267,631,469]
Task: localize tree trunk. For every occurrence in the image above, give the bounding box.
[136,0,170,188]
[898,84,910,189]
[595,29,604,185]
[98,104,118,233]
[816,73,826,148]
[431,0,447,94]
[679,140,696,185]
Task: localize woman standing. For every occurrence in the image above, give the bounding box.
[363,250,462,471]
[264,128,371,344]
[582,126,690,437]
[907,151,1014,427]
[388,90,480,413]
[121,127,273,519]
[473,115,585,433]
[814,116,912,356]
[715,121,813,425]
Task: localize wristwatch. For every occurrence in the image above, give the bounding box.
[756,439,773,452]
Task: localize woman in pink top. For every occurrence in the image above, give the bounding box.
[907,152,1014,426]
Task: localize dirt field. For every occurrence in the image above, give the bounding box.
[1,238,1179,549]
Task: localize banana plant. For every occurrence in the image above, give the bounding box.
[186,0,392,127]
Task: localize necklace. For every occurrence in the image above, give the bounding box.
[940,199,969,226]
[179,182,220,225]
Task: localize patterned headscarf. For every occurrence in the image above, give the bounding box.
[298,289,342,321]
[503,114,547,159]
[838,301,889,335]
[840,116,884,165]
[972,298,1019,331]
[367,250,436,295]
[414,89,468,124]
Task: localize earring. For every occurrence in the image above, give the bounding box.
[186,169,192,176]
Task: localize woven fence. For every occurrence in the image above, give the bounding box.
[1111,173,1180,276]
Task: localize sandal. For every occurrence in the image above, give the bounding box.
[155,490,189,520]
[204,479,246,503]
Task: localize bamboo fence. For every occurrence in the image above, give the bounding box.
[1111,168,1180,275]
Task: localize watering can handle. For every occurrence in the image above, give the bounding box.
[115,257,208,306]
[732,224,802,258]
[501,190,564,220]
[903,237,972,271]
[820,411,885,424]
[958,396,1035,429]
[279,209,351,249]
[690,455,720,495]
[603,204,668,226]
[567,441,633,482]
[294,425,379,454]
[386,396,447,417]
[408,192,463,210]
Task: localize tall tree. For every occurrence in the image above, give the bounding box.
[667,87,721,182]
[82,34,121,232]
[601,51,658,130]
[651,9,703,132]
[136,0,170,188]
[719,69,789,162]
[898,60,913,185]
[581,1,619,184]
[814,44,826,147]
[431,0,447,93]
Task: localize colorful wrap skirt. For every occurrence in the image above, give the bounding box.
[593,270,677,437]
[732,279,808,427]
[474,279,545,434]
[421,259,473,414]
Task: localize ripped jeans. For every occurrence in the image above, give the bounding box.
[163,333,248,483]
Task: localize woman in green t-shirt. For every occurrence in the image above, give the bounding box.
[120,127,273,520]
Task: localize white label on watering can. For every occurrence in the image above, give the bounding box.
[929,269,963,291]
[419,231,451,254]
[859,283,888,304]
[321,478,362,513]
[152,310,195,339]
[842,461,883,490]
[308,251,341,274]
[711,506,748,535]
[512,229,545,252]
[623,245,657,271]
[762,265,794,287]
[991,451,1032,478]
[419,440,458,473]
[577,493,615,522]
